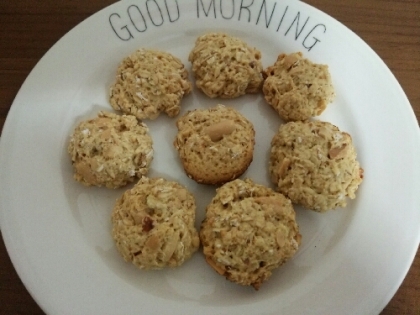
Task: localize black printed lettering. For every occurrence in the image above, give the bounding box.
[109,13,134,41]
[285,12,309,40]
[108,0,327,51]
[164,0,180,22]
[302,23,326,51]
[276,5,288,31]
[128,5,148,32]
[197,0,216,18]
[256,0,277,28]
[220,0,235,20]
[146,0,164,26]
[238,0,254,22]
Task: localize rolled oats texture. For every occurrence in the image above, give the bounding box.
[112,177,200,270]
[110,49,192,120]
[269,120,364,212]
[189,32,264,98]
[67,111,153,189]
[200,178,301,290]
[263,52,335,121]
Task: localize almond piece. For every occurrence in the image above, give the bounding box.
[203,120,236,142]
[283,52,302,70]
[276,230,286,247]
[278,158,291,178]
[328,144,349,159]
[145,234,160,250]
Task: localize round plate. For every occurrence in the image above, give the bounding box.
[1,1,420,314]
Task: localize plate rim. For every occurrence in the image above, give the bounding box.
[1,1,420,314]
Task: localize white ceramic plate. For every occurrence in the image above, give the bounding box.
[1,1,420,314]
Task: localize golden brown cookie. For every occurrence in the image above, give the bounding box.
[109,49,192,120]
[111,177,200,270]
[174,105,255,185]
[200,178,301,290]
[263,52,335,121]
[68,111,153,189]
[269,120,364,212]
[189,33,263,98]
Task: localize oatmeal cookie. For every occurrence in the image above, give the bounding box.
[67,111,153,189]
[269,120,364,212]
[111,177,200,269]
[109,49,192,120]
[174,105,255,185]
[189,33,263,98]
[263,52,335,121]
[200,178,301,290]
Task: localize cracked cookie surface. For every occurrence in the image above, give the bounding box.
[200,178,301,290]
[269,120,363,212]
[112,177,200,269]
[263,52,335,121]
[189,33,263,98]
[110,49,192,120]
[68,111,153,189]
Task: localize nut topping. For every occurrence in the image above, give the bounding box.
[203,120,236,142]
[328,144,349,159]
